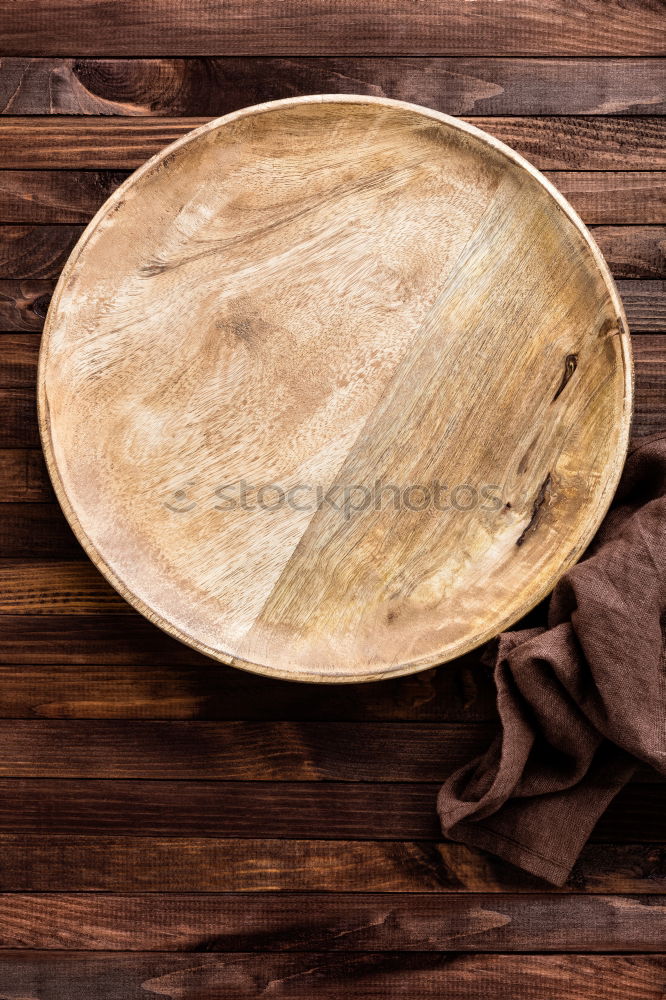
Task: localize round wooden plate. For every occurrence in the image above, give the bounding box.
[39,96,632,683]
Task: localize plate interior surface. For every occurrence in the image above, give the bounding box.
[39,96,632,682]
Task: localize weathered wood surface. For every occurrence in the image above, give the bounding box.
[0,719,498,780]
[0,171,126,224]
[0,836,661,894]
[0,11,665,994]
[0,449,51,501]
[0,719,658,784]
[0,779,659,841]
[0,659,496,721]
[2,58,665,117]
[1,116,664,169]
[0,893,663,951]
[1,0,664,56]
[1,224,662,279]
[0,953,664,1000]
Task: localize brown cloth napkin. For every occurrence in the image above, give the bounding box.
[437,432,666,885]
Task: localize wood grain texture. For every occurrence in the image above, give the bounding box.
[591,228,666,281]
[0,332,39,384]
[27,308,666,466]
[547,172,666,225]
[2,224,662,279]
[1,0,664,56]
[2,58,665,117]
[622,280,666,331]
[1,116,663,169]
[0,226,80,279]
[0,170,127,224]
[0,720,499,781]
[39,96,632,682]
[1,952,665,1000]
[0,660,496,721]
[0,279,52,330]
[0,836,661,893]
[2,322,662,535]
[0,506,80,558]
[0,779,659,841]
[0,8,664,998]
[0,449,51,501]
[1,952,664,1000]
[2,327,664,445]
[4,316,666,539]
[0,893,662,951]
[0,716,657,782]
[4,170,664,231]
[2,280,664,333]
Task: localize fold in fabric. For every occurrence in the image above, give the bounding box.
[437,433,666,885]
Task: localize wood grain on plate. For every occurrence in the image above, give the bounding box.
[3,279,664,333]
[1,324,665,545]
[2,57,665,117]
[39,96,632,681]
[1,224,663,279]
[0,836,662,894]
[2,116,664,169]
[3,171,665,227]
[0,0,663,56]
[0,953,664,1000]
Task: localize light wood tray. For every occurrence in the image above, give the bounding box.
[39,96,632,683]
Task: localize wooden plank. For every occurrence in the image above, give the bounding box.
[0,279,52,330]
[0,117,199,168]
[0,952,665,1000]
[0,225,81,278]
[0,892,662,952]
[0,613,213,662]
[0,659,496,721]
[0,116,663,169]
[0,836,660,893]
[0,506,81,558]
[1,224,662,279]
[0,720,498,781]
[0,170,127,224]
[0,389,38,446]
[620,280,666,332]
[592,227,666,281]
[0,560,143,611]
[2,57,665,117]
[0,331,39,384]
[0,449,52,501]
[479,118,666,170]
[548,173,666,225]
[0,779,659,840]
[1,952,664,1000]
[0,0,663,57]
[633,334,666,436]
[0,719,657,784]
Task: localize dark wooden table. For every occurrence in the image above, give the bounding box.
[0,3,665,997]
